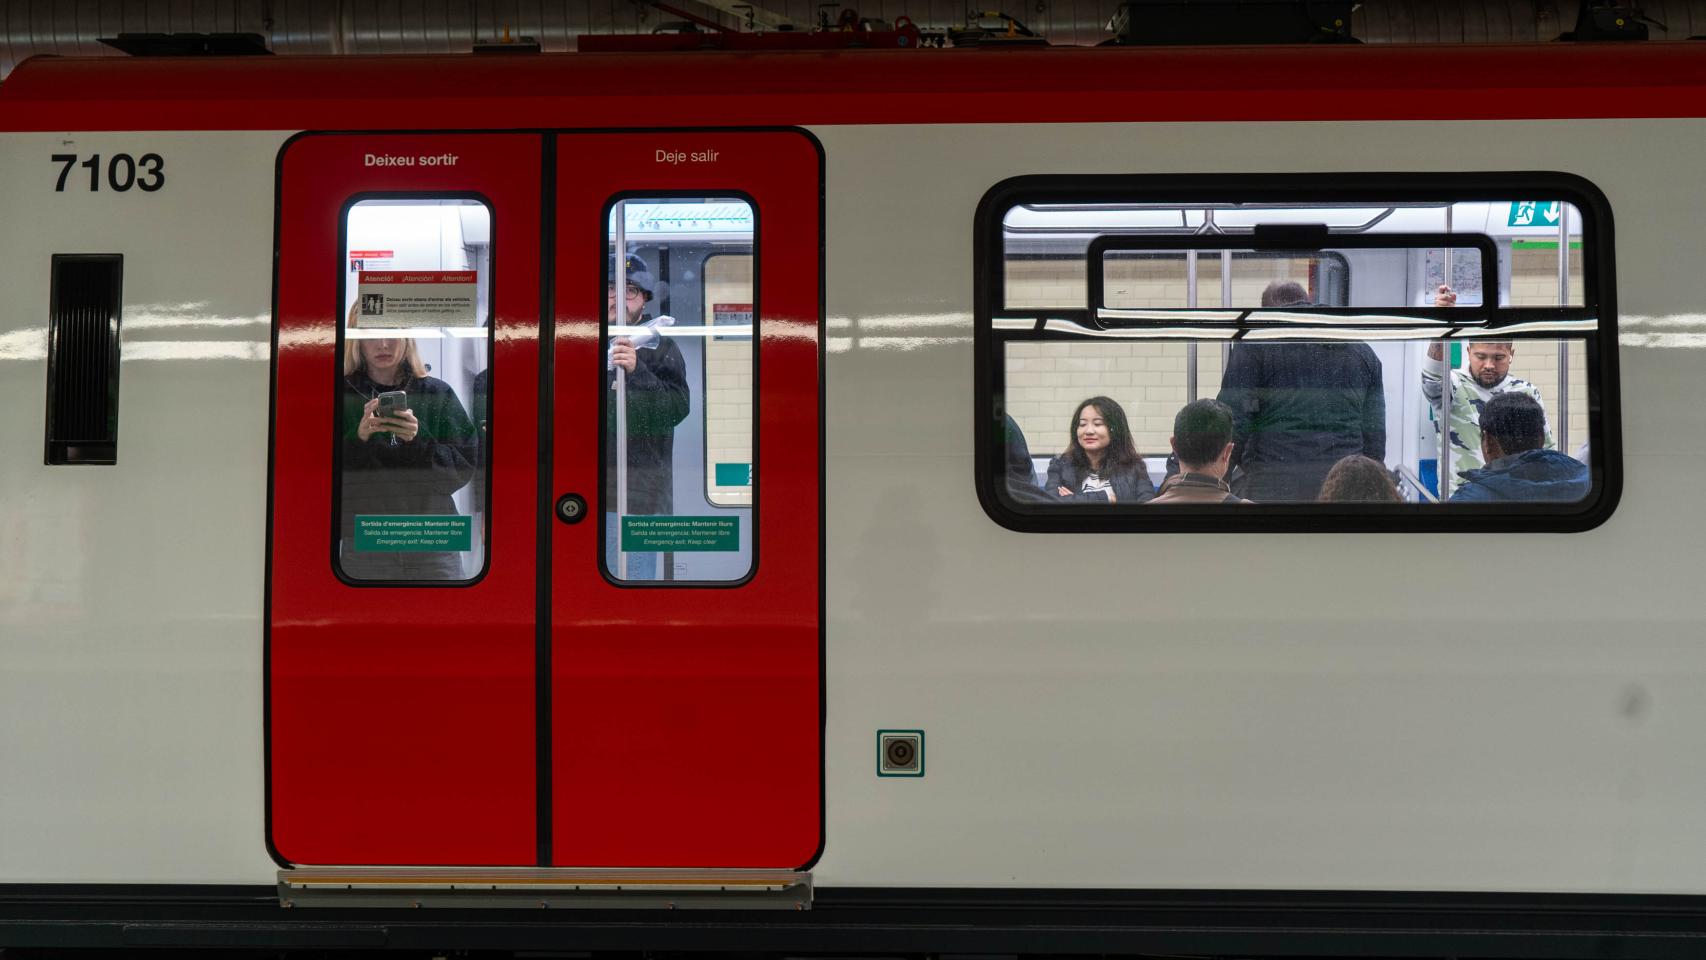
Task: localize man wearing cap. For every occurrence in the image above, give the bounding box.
[1214,280,1387,502]
[607,252,690,580]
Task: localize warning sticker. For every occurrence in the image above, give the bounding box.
[621,515,739,552]
[353,515,473,552]
[356,271,478,328]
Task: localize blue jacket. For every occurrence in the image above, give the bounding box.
[1449,448,1590,503]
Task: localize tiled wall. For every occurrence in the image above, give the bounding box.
[1006,254,1312,310]
[1499,245,1588,452]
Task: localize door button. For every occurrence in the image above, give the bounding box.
[555,493,587,524]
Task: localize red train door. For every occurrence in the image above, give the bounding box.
[269,130,820,869]
[549,132,823,867]
[269,133,544,865]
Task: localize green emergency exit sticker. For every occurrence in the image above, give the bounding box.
[1508,200,1563,227]
[715,462,752,486]
[354,515,472,552]
[622,515,739,552]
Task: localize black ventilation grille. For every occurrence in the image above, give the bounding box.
[45,255,123,465]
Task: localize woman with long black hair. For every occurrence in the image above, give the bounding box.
[1045,395,1155,504]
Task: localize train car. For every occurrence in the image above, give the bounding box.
[1,41,1705,957]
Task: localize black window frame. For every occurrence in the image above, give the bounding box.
[330,192,498,587]
[1092,247,1354,311]
[974,173,1620,534]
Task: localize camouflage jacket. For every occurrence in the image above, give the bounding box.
[1420,357,1552,496]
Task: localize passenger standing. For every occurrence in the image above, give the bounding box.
[1449,392,1588,502]
[1215,281,1386,502]
[1424,285,1552,496]
[1045,396,1155,503]
[606,253,690,579]
[1149,399,1247,504]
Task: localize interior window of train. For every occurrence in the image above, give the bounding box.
[979,184,1614,532]
[335,198,492,583]
[702,253,755,508]
[604,197,756,584]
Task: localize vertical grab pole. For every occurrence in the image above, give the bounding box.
[614,202,629,580]
[1438,207,1455,500]
[1186,250,1199,401]
[1556,204,1571,455]
[1219,248,1232,368]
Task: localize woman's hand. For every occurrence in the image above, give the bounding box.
[357,398,382,441]
[1105,489,1117,503]
[357,398,419,442]
[1057,486,1071,497]
[385,409,420,442]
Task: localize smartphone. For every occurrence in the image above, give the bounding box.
[375,390,406,418]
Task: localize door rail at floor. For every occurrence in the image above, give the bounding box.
[277,867,813,910]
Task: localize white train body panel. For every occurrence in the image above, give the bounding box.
[1,113,1703,893]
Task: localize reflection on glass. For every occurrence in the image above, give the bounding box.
[338,199,490,582]
[606,197,755,583]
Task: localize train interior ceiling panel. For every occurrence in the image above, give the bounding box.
[3,24,1706,960]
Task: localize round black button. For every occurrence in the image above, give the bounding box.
[555,493,587,524]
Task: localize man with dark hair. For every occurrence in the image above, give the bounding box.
[1215,280,1386,502]
[1425,285,1552,496]
[1449,392,1588,502]
[1150,399,1247,504]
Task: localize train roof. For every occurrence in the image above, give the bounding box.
[1,42,1703,132]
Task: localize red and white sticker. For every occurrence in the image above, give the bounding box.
[356,271,479,328]
[348,249,394,271]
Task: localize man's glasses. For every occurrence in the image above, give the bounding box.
[607,283,645,299]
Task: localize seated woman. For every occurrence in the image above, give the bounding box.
[1317,454,1402,503]
[1046,396,1155,504]
[339,323,479,581]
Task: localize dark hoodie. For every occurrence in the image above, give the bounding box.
[1215,341,1386,502]
[1449,448,1590,503]
[340,371,479,539]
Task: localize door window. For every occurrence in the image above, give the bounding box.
[336,198,492,582]
[602,197,756,583]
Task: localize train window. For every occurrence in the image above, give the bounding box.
[604,197,756,584]
[977,179,1616,533]
[703,254,754,508]
[335,198,491,583]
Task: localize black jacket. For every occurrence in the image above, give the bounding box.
[1044,454,1157,504]
[605,335,691,516]
[1215,342,1385,502]
[340,372,479,539]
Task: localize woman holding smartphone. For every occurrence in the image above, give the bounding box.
[1045,396,1155,504]
[339,317,479,581]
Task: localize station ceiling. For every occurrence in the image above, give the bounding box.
[3,0,1704,78]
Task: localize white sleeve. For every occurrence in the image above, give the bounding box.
[1420,353,1446,403]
